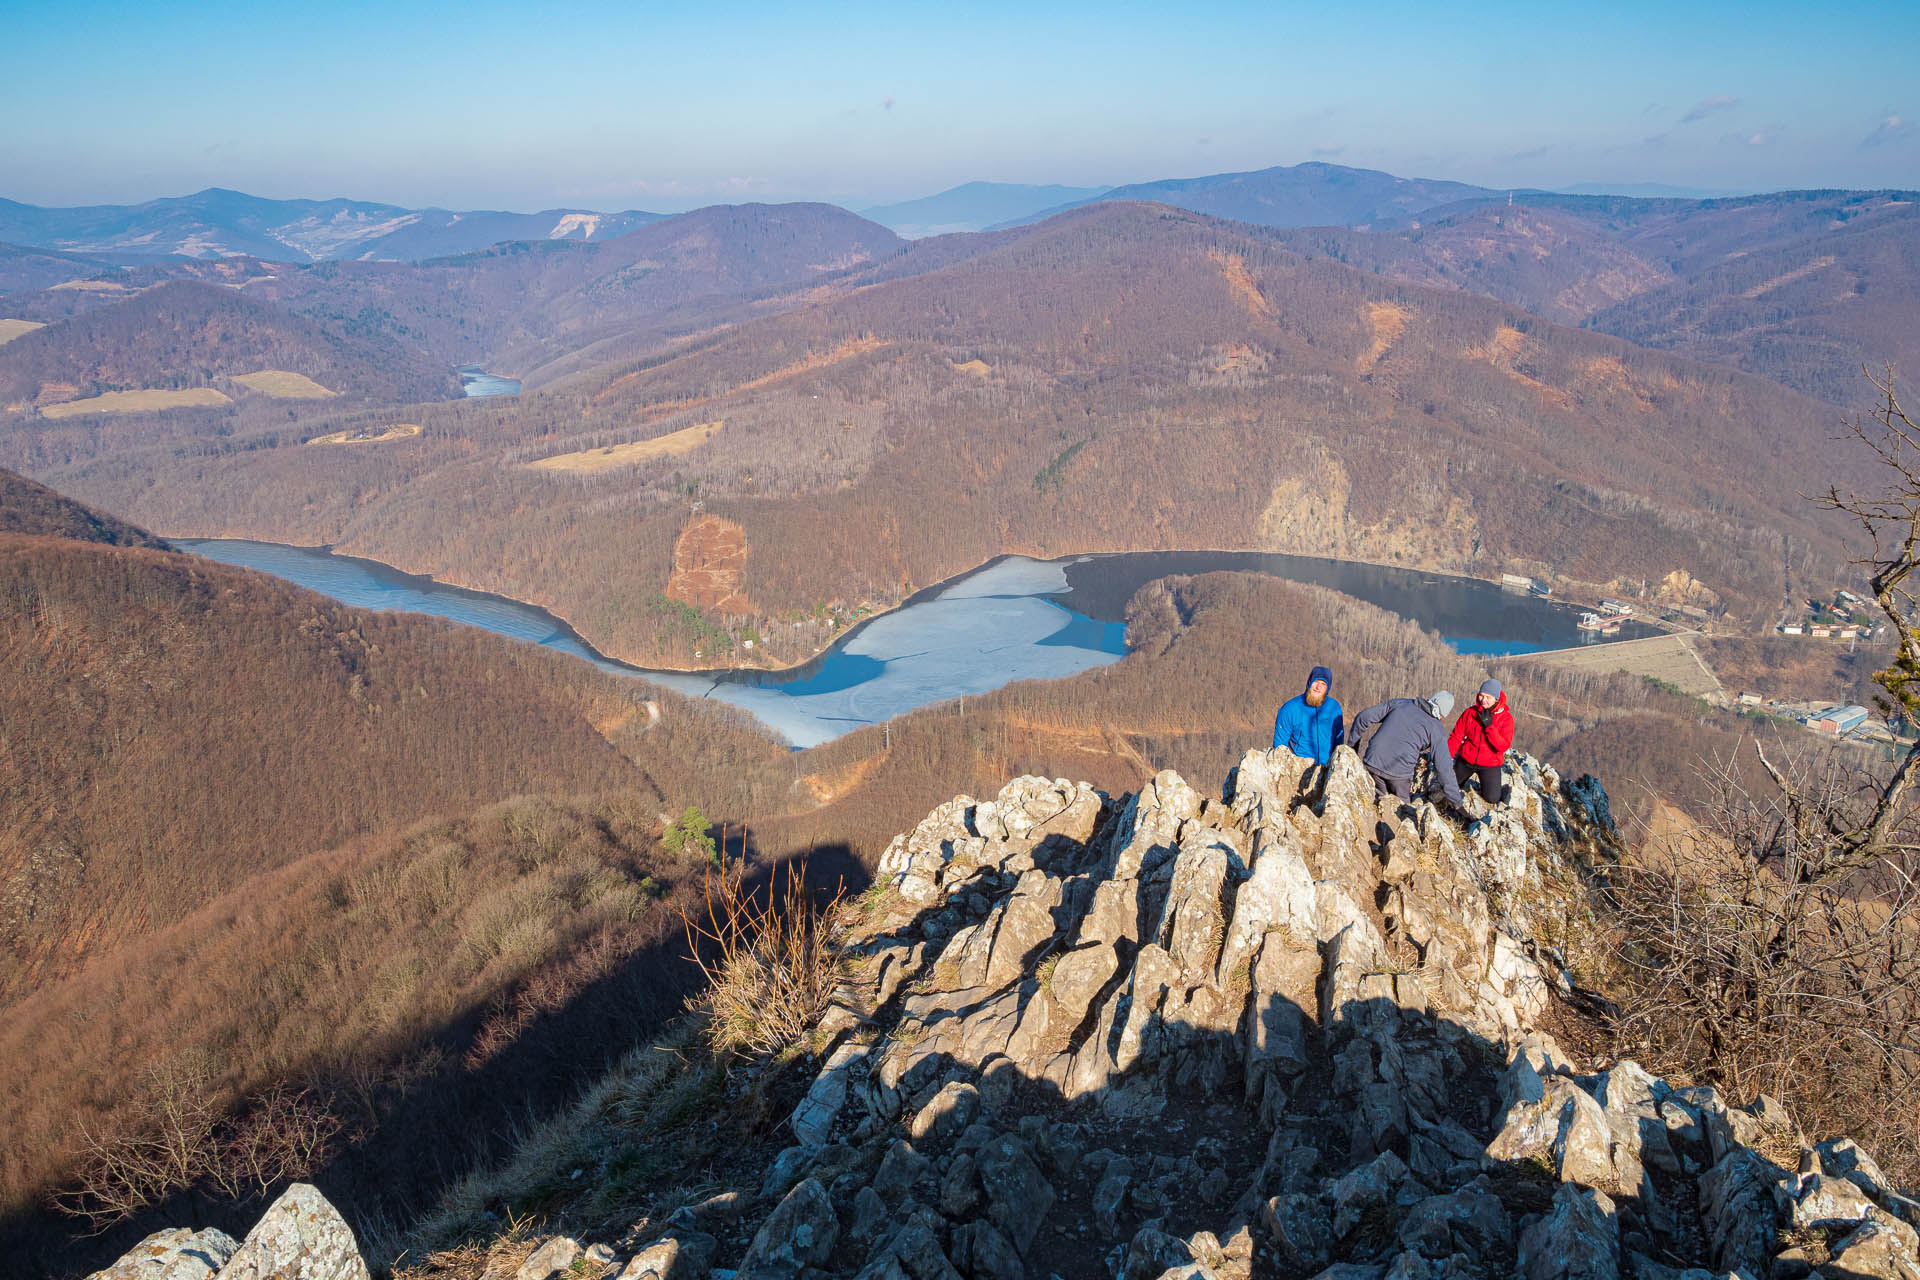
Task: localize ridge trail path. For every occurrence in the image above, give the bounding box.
[1501,631,1725,699]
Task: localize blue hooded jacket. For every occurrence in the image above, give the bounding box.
[1272,665,1345,765]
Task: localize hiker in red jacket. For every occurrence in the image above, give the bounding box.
[1449,679,1514,804]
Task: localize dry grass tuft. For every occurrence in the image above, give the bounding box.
[678,853,843,1057]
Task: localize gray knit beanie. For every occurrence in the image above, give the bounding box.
[1481,679,1502,698]
[1428,690,1454,719]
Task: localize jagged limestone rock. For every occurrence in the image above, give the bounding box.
[1486,1075,1616,1190]
[873,1139,929,1202]
[791,1039,869,1146]
[739,749,1910,1280]
[1698,1148,1787,1275]
[948,1219,1023,1280]
[84,1227,239,1280]
[871,1207,961,1280]
[1825,1208,1920,1279]
[1263,1192,1333,1269]
[737,1177,838,1279]
[1516,1184,1620,1280]
[1396,1188,1512,1260]
[218,1184,370,1280]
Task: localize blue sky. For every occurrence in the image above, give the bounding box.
[1,0,1915,211]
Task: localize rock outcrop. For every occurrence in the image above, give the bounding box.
[737,745,1919,1279]
[94,745,1920,1280]
[86,1184,367,1280]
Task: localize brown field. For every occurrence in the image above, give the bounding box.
[40,388,232,419]
[529,420,724,474]
[305,423,422,445]
[48,279,126,293]
[230,369,337,399]
[0,319,46,346]
[952,359,991,377]
[1505,632,1724,698]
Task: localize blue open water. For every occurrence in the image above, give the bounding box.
[175,541,1652,747]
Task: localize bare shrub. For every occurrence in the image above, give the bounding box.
[677,853,843,1057]
[51,1060,341,1232]
[1609,371,1920,1180]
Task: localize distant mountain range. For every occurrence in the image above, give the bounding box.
[0,188,663,262]
[860,181,1111,237]
[991,162,1501,230]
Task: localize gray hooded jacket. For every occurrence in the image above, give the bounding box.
[1349,696,1464,806]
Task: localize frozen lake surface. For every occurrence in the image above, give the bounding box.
[175,541,1650,748]
[456,364,521,397]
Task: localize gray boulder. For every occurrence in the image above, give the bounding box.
[909,1081,981,1148]
[976,1134,1055,1254]
[614,1230,717,1280]
[218,1184,370,1280]
[1825,1209,1920,1280]
[517,1237,582,1280]
[737,1177,838,1279]
[84,1228,239,1280]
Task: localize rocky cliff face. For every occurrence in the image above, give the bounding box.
[93,746,1920,1280]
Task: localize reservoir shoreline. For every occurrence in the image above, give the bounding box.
[171,539,1658,747]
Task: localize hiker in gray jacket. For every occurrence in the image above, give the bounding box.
[1349,691,1466,808]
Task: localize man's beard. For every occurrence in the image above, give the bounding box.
[1305,689,1327,708]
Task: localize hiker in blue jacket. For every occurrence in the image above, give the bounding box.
[1349,690,1466,809]
[1272,665,1344,765]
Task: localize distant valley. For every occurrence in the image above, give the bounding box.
[0,162,1913,679]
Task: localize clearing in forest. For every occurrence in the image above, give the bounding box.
[665,513,752,615]
[40,388,232,418]
[0,319,45,345]
[306,423,422,445]
[1356,301,1409,372]
[232,370,338,399]
[1505,632,1723,699]
[529,421,724,474]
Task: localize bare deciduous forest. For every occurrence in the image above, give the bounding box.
[4,178,1919,1275]
[7,206,1871,674]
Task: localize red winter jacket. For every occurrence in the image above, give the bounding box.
[1449,693,1515,767]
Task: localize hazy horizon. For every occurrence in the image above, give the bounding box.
[3,0,1915,213]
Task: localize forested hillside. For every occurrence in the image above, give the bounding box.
[0,473,1859,1274]
[20,202,1864,671]
[0,279,459,408]
[0,465,167,547]
[1272,189,1920,403]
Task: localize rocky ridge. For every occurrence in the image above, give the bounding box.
[93,746,1920,1280]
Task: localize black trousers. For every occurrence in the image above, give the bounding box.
[1455,757,1503,803]
[1367,766,1415,801]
